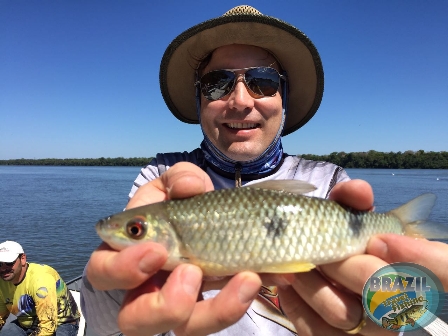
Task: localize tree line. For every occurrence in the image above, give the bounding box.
[1,150,447,168]
[300,150,448,169]
[0,157,153,167]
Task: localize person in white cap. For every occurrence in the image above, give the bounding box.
[80,5,448,336]
[0,241,80,336]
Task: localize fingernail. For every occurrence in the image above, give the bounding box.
[239,277,261,304]
[181,265,202,296]
[139,250,165,274]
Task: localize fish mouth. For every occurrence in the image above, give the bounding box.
[225,122,259,130]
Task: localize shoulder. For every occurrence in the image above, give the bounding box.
[142,148,204,176]
[129,148,204,199]
[282,156,350,198]
[153,148,205,172]
[27,264,59,282]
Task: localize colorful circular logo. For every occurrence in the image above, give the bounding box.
[362,262,444,332]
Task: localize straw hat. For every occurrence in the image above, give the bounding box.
[160,5,324,136]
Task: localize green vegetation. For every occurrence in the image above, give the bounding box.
[300,150,448,169]
[1,150,447,168]
[0,157,153,167]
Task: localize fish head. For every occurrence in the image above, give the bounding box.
[95,204,178,253]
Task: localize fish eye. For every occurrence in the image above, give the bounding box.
[126,217,147,239]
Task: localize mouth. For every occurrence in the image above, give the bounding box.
[225,123,259,130]
[0,270,12,277]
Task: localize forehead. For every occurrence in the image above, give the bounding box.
[204,44,278,72]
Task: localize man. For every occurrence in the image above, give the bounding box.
[0,241,80,336]
[81,5,447,336]
[80,5,370,335]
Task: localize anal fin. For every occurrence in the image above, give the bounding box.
[259,262,316,273]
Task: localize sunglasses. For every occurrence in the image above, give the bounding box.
[196,66,286,101]
[0,260,16,267]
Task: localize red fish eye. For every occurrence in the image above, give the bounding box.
[126,217,147,239]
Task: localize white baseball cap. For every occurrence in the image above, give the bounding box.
[0,241,24,263]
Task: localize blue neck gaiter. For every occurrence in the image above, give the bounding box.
[199,112,285,175]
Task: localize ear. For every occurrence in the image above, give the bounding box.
[20,253,27,265]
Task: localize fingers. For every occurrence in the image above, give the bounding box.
[281,265,395,336]
[367,234,448,288]
[161,162,215,199]
[279,285,346,336]
[86,242,167,291]
[118,264,202,336]
[285,269,364,332]
[117,267,261,336]
[329,179,374,211]
[177,272,262,336]
[127,162,214,209]
[318,255,396,335]
[319,254,388,295]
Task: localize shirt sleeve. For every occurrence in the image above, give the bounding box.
[128,159,160,200]
[80,268,125,336]
[32,273,59,336]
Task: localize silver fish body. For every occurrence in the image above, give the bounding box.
[96,181,436,276]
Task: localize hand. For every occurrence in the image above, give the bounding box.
[86,162,262,336]
[367,234,448,289]
[277,179,396,335]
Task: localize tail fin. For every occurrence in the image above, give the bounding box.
[389,193,448,239]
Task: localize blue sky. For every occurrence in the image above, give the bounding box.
[1,1,447,160]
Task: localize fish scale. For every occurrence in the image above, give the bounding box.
[96,180,433,276]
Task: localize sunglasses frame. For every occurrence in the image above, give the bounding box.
[196,66,287,101]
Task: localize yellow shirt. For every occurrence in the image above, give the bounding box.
[0,263,80,335]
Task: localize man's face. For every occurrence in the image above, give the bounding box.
[0,254,25,283]
[199,44,284,162]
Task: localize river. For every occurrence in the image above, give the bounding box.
[1,166,447,280]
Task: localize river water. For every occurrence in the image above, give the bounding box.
[1,166,447,280]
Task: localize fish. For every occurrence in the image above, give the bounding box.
[382,304,428,330]
[96,180,442,276]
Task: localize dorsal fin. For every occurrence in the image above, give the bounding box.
[245,180,317,195]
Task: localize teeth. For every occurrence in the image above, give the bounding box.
[227,123,257,129]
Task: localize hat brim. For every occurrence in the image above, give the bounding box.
[160,12,324,136]
[0,252,19,263]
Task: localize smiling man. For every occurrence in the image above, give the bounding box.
[0,241,80,336]
[80,5,367,336]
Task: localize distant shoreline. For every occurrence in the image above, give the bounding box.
[1,150,447,169]
[0,157,153,167]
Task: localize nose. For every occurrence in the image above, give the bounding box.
[228,75,254,111]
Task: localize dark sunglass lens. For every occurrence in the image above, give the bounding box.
[245,67,280,96]
[200,70,235,100]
